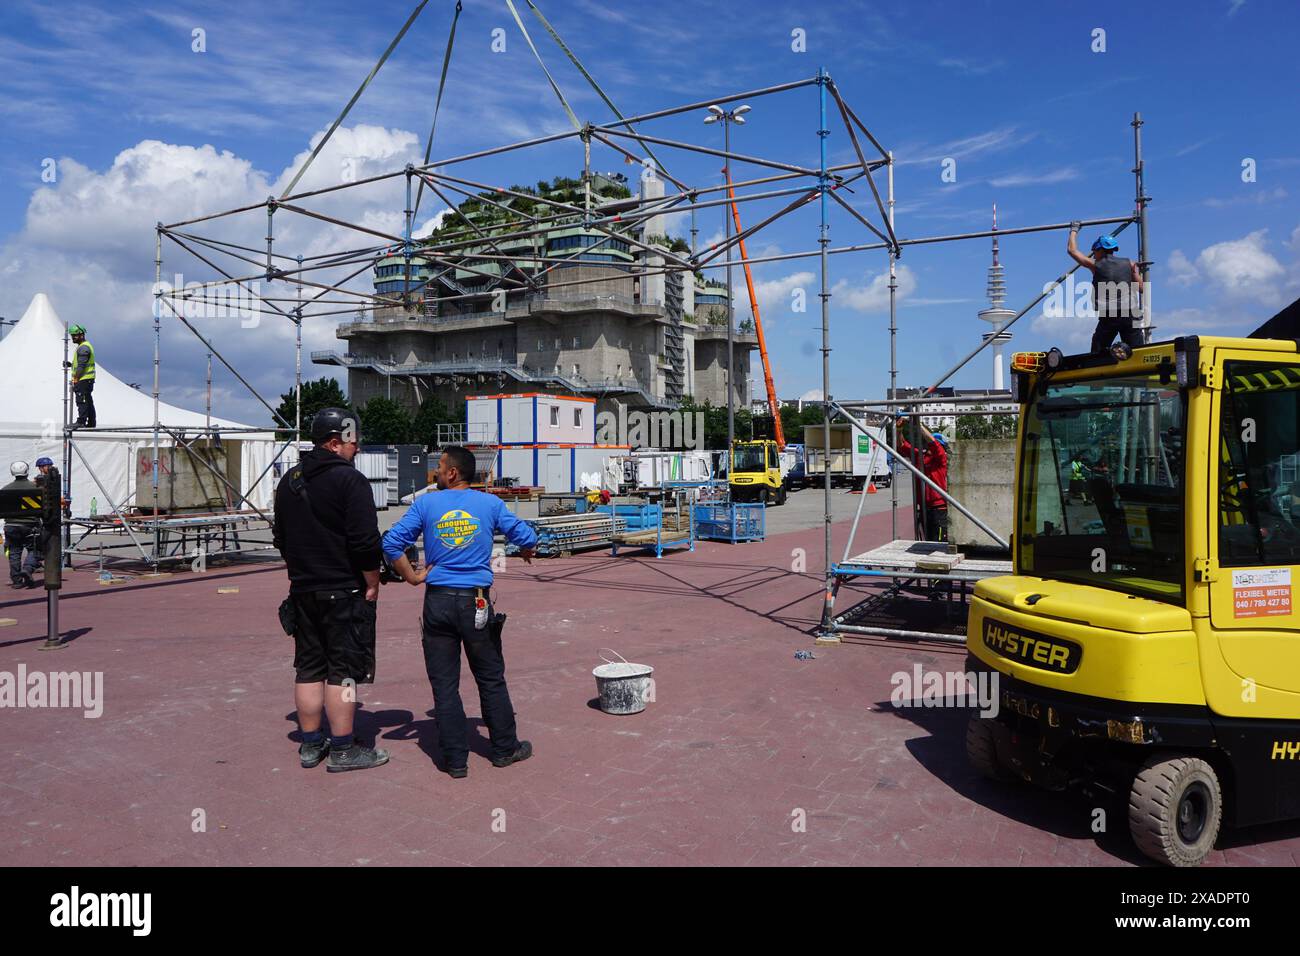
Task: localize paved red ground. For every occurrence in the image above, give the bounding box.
[3,507,1298,867]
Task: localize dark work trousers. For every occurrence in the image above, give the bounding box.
[73,379,96,427]
[420,588,519,768]
[1090,320,1144,354]
[924,506,949,543]
[5,524,40,579]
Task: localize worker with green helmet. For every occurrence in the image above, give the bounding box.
[67,324,97,429]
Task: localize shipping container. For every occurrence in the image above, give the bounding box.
[493,444,629,492]
[466,392,596,446]
[353,450,389,510]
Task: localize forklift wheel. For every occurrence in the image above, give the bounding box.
[776,484,787,506]
[1128,754,1222,867]
[758,487,770,506]
[965,716,1016,782]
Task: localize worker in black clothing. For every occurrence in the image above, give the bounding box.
[3,461,42,588]
[1067,224,1144,356]
[273,407,387,772]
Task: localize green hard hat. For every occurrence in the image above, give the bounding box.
[69,324,86,336]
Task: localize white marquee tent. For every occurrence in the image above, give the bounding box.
[0,293,286,518]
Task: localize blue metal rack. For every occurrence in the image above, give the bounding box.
[693,502,766,543]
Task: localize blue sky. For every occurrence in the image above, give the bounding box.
[1,0,1298,423]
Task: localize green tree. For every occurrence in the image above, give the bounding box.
[779,404,804,443]
[678,398,751,449]
[358,397,413,445]
[411,395,465,448]
[956,404,1018,440]
[273,376,348,441]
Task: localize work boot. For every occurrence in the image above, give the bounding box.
[491,740,533,768]
[299,737,329,769]
[325,739,389,773]
[445,764,468,779]
[14,572,32,590]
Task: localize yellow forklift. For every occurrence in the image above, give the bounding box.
[728,439,790,506]
[966,332,1300,866]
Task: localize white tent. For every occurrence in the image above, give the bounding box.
[0,293,286,518]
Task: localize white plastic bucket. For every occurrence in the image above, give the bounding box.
[593,649,654,715]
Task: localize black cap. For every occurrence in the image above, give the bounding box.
[310,407,357,445]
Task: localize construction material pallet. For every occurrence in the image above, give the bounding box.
[607,513,694,558]
[508,512,626,557]
[824,539,1012,643]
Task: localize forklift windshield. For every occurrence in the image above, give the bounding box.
[732,444,768,473]
[1018,370,1186,603]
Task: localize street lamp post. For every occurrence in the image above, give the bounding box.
[704,103,750,467]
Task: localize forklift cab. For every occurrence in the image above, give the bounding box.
[966,337,1300,866]
[729,440,787,506]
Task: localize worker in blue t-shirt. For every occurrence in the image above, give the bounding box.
[383,445,539,779]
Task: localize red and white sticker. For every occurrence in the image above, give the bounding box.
[1232,567,1293,618]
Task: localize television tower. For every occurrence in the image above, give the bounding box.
[978,204,1015,391]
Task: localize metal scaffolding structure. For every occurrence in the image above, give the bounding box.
[71,0,1150,609]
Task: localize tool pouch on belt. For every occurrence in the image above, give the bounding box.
[277,596,297,636]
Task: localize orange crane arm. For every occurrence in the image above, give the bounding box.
[726,177,785,450]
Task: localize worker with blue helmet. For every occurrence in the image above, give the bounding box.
[1068,222,1144,356]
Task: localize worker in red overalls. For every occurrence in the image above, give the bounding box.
[895,415,950,542]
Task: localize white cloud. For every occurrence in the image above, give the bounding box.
[0,125,429,424]
[1204,186,1287,208]
[988,166,1080,188]
[746,271,815,320]
[832,264,917,313]
[1175,137,1214,157]
[1195,229,1286,303]
[1166,249,1199,287]
[894,127,1034,168]
[1029,309,1093,352]
[799,388,824,402]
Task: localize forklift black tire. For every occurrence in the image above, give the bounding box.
[965,716,1016,783]
[1128,754,1222,867]
[776,485,787,506]
[758,487,769,506]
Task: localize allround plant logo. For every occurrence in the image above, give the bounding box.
[436,510,480,548]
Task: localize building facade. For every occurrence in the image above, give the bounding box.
[314,172,756,421]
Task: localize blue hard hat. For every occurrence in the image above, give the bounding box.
[932,434,948,447]
[1091,234,1119,252]
[35,457,53,467]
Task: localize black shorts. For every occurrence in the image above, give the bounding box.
[291,589,377,685]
